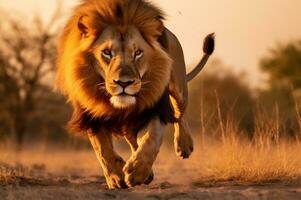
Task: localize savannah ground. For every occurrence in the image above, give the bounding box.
[1,131,301,200]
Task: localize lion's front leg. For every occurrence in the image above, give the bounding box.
[124,134,154,185]
[174,117,194,159]
[123,117,164,187]
[88,130,127,189]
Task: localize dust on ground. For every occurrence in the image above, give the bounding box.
[1,174,301,200]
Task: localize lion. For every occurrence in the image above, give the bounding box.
[55,0,214,189]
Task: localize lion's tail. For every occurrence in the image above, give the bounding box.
[186,33,215,82]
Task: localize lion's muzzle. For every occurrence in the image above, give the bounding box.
[107,78,141,108]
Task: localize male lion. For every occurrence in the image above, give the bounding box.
[55,0,214,189]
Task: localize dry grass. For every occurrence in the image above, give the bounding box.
[0,166,23,185]
[195,136,301,183]
[188,97,301,183]
[0,146,101,186]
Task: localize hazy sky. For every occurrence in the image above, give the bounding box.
[2,0,301,86]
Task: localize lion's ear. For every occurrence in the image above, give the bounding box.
[153,17,165,42]
[78,15,92,38]
[157,27,167,49]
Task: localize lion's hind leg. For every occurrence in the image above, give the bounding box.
[174,117,194,159]
[169,95,194,159]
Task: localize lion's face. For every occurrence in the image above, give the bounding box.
[92,26,154,108]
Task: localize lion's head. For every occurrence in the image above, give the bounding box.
[56,0,172,118]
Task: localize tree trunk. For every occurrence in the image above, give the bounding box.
[13,113,27,151]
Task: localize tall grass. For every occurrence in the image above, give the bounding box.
[197,134,301,183]
[193,95,301,183]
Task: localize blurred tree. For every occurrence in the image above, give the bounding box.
[0,11,62,149]
[259,40,301,137]
[260,41,301,90]
[187,60,255,138]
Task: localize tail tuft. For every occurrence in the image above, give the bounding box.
[186,33,215,82]
[203,33,215,55]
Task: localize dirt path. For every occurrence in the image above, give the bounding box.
[1,176,301,200]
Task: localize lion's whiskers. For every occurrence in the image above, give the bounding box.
[98,87,110,96]
[141,81,151,86]
[98,85,106,90]
[97,82,105,87]
[106,83,117,87]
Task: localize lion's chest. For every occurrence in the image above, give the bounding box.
[100,110,159,135]
[102,90,176,135]
[70,90,176,135]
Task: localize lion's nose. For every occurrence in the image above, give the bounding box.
[114,80,135,88]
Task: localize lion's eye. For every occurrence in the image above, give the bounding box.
[102,49,112,59]
[134,50,144,59]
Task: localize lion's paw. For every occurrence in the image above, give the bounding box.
[105,172,128,189]
[174,132,194,159]
[123,157,154,187]
[104,156,128,189]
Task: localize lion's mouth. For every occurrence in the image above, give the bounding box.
[119,92,136,97]
[110,94,137,109]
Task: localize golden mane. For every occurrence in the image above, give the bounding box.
[56,0,173,125]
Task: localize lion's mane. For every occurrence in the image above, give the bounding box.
[55,0,175,134]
